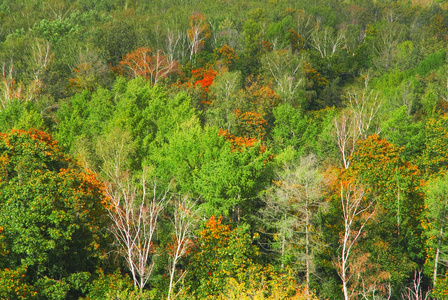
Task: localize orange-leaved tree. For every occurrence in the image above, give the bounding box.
[188,12,211,61]
[120,47,179,84]
[336,135,424,298]
[213,45,239,71]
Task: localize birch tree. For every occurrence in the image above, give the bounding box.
[310,26,346,58]
[167,196,197,300]
[334,86,382,169]
[336,181,375,300]
[261,49,306,105]
[187,12,211,61]
[105,173,169,292]
[97,128,169,292]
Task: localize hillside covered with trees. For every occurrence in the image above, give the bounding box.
[2,0,448,299]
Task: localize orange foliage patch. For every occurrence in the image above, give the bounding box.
[119,47,179,84]
[304,63,328,88]
[191,68,217,93]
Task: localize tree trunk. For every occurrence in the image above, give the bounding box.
[433,226,444,289]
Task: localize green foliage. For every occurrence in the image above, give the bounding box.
[2,0,448,298]
[420,113,448,176]
[82,269,150,300]
[265,15,295,49]
[0,129,110,299]
[32,18,80,44]
[416,49,446,77]
[272,104,337,162]
[0,100,45,132]
[218,267,318,300]
[349,135,424,294]
[0,267,38,299]
[187,216,261,299]
[194,130,273,218]
[382,105,424,161]
[423,172,448,287]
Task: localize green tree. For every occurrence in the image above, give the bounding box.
[0,129,110,299]
[194,131,273,220]
[348,135,424,297]
[260,154,326,291]
[187,216,261,299]
[207,70,242,131]
[423,172,448,289]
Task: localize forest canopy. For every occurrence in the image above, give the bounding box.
[1,0,448,299]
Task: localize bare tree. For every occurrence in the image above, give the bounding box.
[187,12,211,61]
[0,62,22,109]
[400,270,431,300]
[97,128,169,292]
[260,49,305,105]
[360,280,392,300]
[311,26,346,58]
[120,47,179,85]
[28,40,51,100]
[105,172,169,292]
[336,182,375,300]
[295,10,315,49]
[167,196,197,300]
[164,27,185,62]
[334,88,382,169]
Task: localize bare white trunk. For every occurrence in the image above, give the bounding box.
[433,226,443,289]
[167,197,196,300]
[338,182,374,300]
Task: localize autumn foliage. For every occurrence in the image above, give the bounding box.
[0,129,109,298]
[119,47,179,84]
[187,215,260,298]
[192,68,217,93]
[188,12,211,57]
[214,45,239,70]
[188,67,218,105]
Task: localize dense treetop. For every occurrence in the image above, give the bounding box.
[2,0,448,299]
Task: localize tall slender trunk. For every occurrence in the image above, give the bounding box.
[397,187,400,237]
[305,197,310,294]
[281,212,286,269]
[433,226,444,288]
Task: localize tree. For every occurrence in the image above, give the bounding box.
[420,113,448,176]
[194,130,273,220]
[207,70,241,131]
[334,86,382,169]
[347,135,424,298]
[0,129,109,299]
[187,12,211,61]
[382,105,424,162]
[167,196,197,300]
[423,172,448,289]
[120,47,179,85]
[261,49,306,106]
[336,180,374,300]
[186,216,261,299]
[260,154,326,292]
[96,127,169,292]
[105,171,169,292]
[310,26,346,59]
